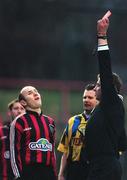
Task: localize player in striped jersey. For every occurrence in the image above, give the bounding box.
[10,86,57,180]
[0,99,25,180]
[57,84,99,180]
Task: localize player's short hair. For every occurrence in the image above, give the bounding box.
[8,99,19,111]
[97,72,122,93]
[85,83,95,91]
[18,93,26,102]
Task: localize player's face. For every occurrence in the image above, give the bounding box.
[83,89,98,112]
[11,102,25,119]
[21,86,42,110]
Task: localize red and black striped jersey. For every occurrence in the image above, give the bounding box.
[0,123,14,180]
[10,110,56,179]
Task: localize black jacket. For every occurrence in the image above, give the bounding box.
[84,49,127,160]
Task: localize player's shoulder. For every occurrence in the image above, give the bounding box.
[68,113,82,124]
[11,112,26,126]
[43,114,55,123]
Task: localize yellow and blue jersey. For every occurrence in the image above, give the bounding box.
[57,113,87,161]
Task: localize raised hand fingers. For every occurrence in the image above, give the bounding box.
[102,10,112,20]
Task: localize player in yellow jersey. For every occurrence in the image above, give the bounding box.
[57,84,99,180]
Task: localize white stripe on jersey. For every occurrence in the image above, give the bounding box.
[10,113,25,178]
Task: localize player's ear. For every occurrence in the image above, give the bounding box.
[96,99,99,105]
[20,99,27,107]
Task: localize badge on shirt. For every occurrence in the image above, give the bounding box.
[49,124,55,135]
[4,150,10,159]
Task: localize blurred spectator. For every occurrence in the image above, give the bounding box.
[0,99,25,180]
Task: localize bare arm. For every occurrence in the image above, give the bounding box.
[58,153,67,180]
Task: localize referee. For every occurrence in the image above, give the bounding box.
[10,86,57,180]
[83,11,127,180]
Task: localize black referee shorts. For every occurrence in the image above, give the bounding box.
[66,161,89,180]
